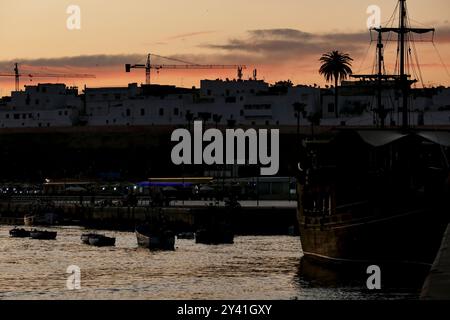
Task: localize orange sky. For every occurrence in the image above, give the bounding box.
[0,0,449,95]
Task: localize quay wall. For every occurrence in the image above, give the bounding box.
[0,200,298,235]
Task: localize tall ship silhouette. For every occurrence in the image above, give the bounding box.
[296,0,450,276]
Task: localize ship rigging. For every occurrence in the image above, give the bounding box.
[352,0,435,129]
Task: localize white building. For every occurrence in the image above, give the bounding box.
[0,80,448,129]
[85,79,321,127]
[0,84,81,128]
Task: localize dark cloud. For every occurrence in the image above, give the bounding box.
[249,29,314,40]
[201,28,370,64]
[201,26,450,64]
[0,54,146,71]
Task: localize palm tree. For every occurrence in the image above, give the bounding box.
[319,50,353,118]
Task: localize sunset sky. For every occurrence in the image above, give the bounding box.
[0,0,449,95]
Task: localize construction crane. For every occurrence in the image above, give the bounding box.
[0,63,96,91]
[125,54,246,85]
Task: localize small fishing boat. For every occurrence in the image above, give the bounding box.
[81,233,98,244]
[88,234,116,247]
[9,228,31,238]
[135,225,175,251]
[30,229,57,240]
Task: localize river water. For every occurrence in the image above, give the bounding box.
[0,225,419,300]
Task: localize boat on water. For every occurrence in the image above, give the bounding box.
[135,225,175,250]
[81,233,98,244]
[87,234,116,247]
[296,0,450,271]
[297,130,449,266]
[9,228,31,238]
[29,229,57,240]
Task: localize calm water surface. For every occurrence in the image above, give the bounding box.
[0,226,418,300]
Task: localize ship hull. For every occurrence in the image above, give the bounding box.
[298,207,447,267]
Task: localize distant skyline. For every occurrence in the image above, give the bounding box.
[0,0,449,95]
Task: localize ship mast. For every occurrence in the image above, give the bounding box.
[381,0,434,129]
[377,30,385,128]
[399,0,408,129]
[353,0,435,129]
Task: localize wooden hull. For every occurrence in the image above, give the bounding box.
[295,128,450,287]
[298,208,447,266]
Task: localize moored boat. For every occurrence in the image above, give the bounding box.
[9,228,31,238]
[135,225,175,250]
[81,233,98,244]
[296,0,450,278]
[297,130,450,267]
[87,234,116,247]
[29,229,57,240]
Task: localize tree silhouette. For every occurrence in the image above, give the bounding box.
[212,114,223,129]
[319,51,353,118]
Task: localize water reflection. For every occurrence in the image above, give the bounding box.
[0,225,428,300]
[295,255,429,300]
